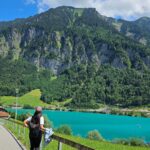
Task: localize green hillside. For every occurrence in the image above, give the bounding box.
[0,89,48,107]
[0,6,150,109]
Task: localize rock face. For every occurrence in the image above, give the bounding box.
[111,17,150,46]
[0,6,150,74]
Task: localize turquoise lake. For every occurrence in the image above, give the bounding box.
[8,109,150,142]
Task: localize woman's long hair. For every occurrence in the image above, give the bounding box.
[31,111,42,124]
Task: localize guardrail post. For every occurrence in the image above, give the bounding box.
[17,123,18,130]
[15,122,17,130]
[13,123,16,130]
[18,125,20,136]
[23,126,25,136]
[58,141,62,150]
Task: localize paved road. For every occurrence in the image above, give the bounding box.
[0,125,22,150]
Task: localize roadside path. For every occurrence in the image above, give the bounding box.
[0,125,22,150]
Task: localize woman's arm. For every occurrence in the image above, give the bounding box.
[40,124,46,132]
[24,119,29,128]
[24,116,31,127]
[40,116,45,131]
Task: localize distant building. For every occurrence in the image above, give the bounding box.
[0,107,10,118]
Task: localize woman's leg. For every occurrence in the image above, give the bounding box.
[34,134,42,149]
[29,136,35,150]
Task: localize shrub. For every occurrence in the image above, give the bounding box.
[9,112,31,121]
[87,130,103,141]
[113,139,130,145]
[113,138,146,147]
[56,125,72,135]
[23,105,34,109]
[129,138,145,146]
[9,112,15,119]
[18,113,30,121]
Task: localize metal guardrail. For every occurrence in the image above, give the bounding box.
[3,119,95,150]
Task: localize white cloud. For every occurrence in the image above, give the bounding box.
[27,0,150,20]
[25,0,36,5]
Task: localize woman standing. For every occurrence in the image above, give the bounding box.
[24,106,45,150]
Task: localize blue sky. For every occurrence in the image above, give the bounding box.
[0,0,150,21]
[0,0,37,21]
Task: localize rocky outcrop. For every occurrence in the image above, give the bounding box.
[0,6,150,74]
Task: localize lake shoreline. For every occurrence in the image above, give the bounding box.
[8,105,150,118]
[73,107,150,118]
[59,108,150,118]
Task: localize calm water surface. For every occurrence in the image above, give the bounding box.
[7,109,150,142]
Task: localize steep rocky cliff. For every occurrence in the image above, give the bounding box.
[0,6,150,74]
[0,7,150,108]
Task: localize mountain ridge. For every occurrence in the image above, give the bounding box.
[0,6,150,74]
[0,6,150,108]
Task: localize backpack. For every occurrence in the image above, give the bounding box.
[29,114,42,138]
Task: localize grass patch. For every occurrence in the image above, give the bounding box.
[50,98,72,107]
[0,89,49,107]
[4,120,149,150]
[51,76,57,81]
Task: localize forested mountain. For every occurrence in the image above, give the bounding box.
[0,6,150,108]
[111,17,150,46]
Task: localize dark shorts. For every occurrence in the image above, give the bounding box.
[29,134,42,150]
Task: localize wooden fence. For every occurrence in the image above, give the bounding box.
[3,119,95,150]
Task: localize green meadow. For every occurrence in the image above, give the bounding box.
[0,89,48,107]
[0,89,72,109]
[4,120,149,150]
